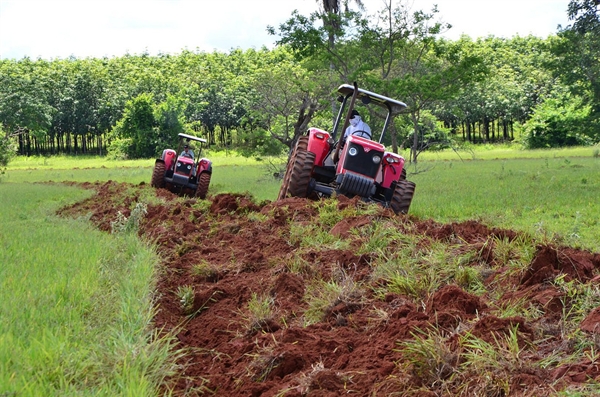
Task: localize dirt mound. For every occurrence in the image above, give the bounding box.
[58,181,600,396]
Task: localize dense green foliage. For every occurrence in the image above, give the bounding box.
[0,0,598,162]
[105,93,190,159]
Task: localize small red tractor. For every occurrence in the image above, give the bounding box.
[278,83,415,214]
[151,133,212,198]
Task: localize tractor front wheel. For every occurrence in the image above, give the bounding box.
[286,150,316,198]
[195,172,211,199]
[151,162,166,188]
[390,180,416,214]
[278,136,309,200]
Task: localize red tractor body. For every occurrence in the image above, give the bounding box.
[151,133,212,198]
[278,84,415,214]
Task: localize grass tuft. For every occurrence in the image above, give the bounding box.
[398,328,458,389]
[303,267,363,326]
[110,202,147,234]
[245,293,277,334]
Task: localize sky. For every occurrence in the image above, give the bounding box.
[0,0,571,60]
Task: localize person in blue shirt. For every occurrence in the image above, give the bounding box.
[180,144,194,159]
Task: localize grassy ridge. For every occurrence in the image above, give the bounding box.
[0,184,177,396]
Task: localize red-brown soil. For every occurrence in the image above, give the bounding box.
[58,181,600,396]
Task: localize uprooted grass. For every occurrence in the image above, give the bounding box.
[302,265,365,326]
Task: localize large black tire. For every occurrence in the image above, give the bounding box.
[278,136,309,200]
[151,162,166,188]
[195,172,211,199]
[400,167,407,181]
[390,180,416,214]
[282,149,315,199]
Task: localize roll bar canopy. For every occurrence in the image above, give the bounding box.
[178,133,207,144]
[337,84,407,116]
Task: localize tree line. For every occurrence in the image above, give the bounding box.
[0,0,598,162]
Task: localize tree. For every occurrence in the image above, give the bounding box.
[567,0,600,33]
[154,94,188,150]
[110,93,157,158]
[554,0,600,116]
[318,0,364,50]
[249,48,327,149]
[271,1,485,161]
[360,2,485,161]
[0,124,16,173]
[0,59,53,155]
[318,0,365,119]
[434,36,555,145]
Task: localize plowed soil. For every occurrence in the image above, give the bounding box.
[58,181,600,396]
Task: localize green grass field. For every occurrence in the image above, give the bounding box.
[0,184,178,396]
[407,156,600,250]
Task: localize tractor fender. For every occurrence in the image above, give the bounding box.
[161,149,177,170]
[196,158,212,174]
[306,128,331,166]
[380,152,405,188]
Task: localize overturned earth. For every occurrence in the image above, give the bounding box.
[59,181,600,396]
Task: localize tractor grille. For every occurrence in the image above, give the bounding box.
[343,143,383,179]
[176,161,193,176]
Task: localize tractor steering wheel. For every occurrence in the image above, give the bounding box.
[350,130,372,140]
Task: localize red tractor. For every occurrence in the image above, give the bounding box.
[151,133,212,198]
[278,83,415,214]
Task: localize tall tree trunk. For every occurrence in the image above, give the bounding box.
[389,122,398,153]
[26,132,31,156]
[410,111,420,163]
[483,117,489,142]
[466,122,471,142]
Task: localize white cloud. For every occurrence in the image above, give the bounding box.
[0,0,570,60]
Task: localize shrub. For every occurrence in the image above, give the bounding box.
[522,92,593,148]
[0,127,15,165]
[106,137,133,160]
[238,128,286,158]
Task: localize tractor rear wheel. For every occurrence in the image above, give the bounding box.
[278,136,309,200]
[151,162,166,188]
[285,149,315,199]
[390,180,416,214]
[400,167,407,181]
[195,172,211,199]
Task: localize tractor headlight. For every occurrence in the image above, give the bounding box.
[176,162,181,167]
[372,155,381,164]
[187,165,191,170]
[349,147,358,156]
